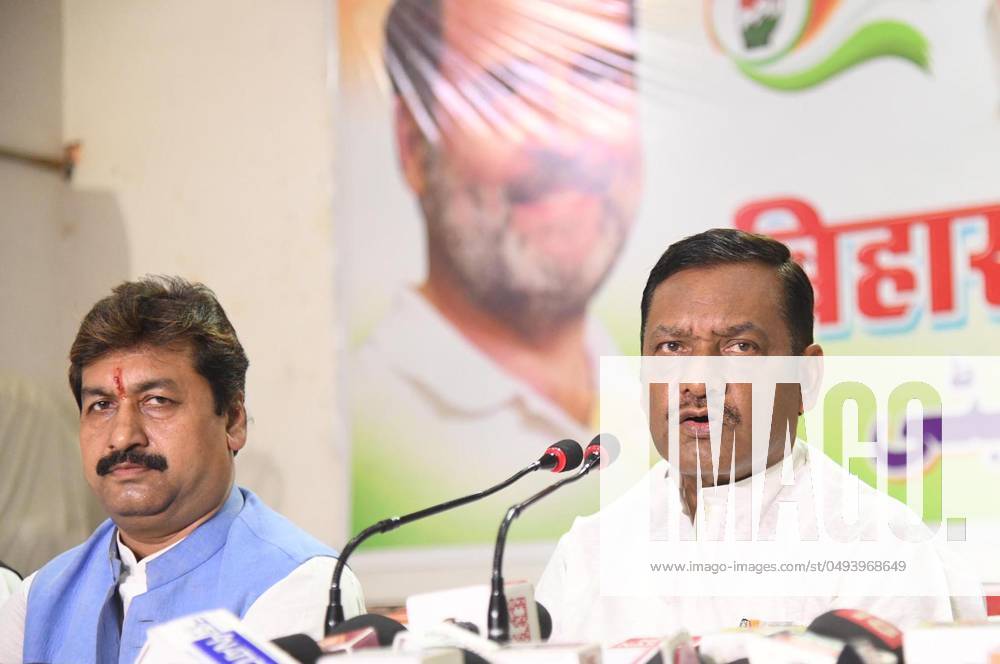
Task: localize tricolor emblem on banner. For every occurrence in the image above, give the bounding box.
[706,0,931,91]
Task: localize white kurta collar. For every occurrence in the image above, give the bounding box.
[115,531,184,616]
[654,441,811,538]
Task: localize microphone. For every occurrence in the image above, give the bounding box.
[325,439,584,634]
[583,432,621,469]
[270,633,322,663]
[445,601,550,640]
[536,601,552,641]
[272,614,409,663]
[487,433,620,642]
[138,608,301,664]
[806,609,903,663]
[327,613,408,646]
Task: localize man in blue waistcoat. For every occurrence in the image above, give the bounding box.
[0,276,365,663]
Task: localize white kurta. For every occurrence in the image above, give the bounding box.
[536,442,985,644]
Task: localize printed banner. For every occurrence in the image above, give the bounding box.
[337,0,1000,579]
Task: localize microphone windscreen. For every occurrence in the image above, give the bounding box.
[549,439,584,472]
[270,633,322,663]
[326,613,407,647]
[587,433,621,467]
[536,601,552,641]
[807,609,904,663]
[460,649,491,664]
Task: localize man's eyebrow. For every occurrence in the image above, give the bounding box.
[648,322,768,339]
[80,386,113,400]
[81,379,180,399]
[714,321,768,339]
[648,324,691,338]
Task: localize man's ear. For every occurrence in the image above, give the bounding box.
[799,344,824,414]
[225,396,247,455]
[395,96,430,196]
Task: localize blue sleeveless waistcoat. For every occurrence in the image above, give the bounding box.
[24,487,335,664]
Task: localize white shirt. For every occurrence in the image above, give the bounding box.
[0,567,21,608]
[0,532,365,663]
[350,288,618,549]
[536,442,986,644]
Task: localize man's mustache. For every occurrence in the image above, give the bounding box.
[96,448,168,476]
[673,396,743,426]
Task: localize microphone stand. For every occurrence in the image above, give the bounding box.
[487,453,601,643]
[326,461,542,635]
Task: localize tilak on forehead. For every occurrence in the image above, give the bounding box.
[113,367,126,400]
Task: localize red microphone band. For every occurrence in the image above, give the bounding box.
[545,447,568,473]
[833,609,903,649]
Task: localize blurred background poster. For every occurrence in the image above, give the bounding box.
[337,0,1000,603]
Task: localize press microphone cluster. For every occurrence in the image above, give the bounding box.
[325,438,586,634]
[487,433,620,643]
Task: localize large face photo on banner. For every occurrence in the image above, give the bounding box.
[336,0,1000,601]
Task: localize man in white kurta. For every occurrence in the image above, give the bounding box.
[536,440,985,644]
[537,228,985,644]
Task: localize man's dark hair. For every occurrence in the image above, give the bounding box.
[69,276,249,416]
[384,0,442,128]
[640,228,815,354]
[383,0,636,133]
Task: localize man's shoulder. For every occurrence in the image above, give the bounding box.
[231,488,336,564]
[805,446,920,518]
[30,519,116,587]
[802,444,945,550]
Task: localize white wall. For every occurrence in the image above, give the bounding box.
[0,0,70,398]
[0,0,111,573]
[61,0,349,546]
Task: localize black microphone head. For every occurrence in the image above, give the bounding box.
[445,619,480,635]
[539,439,583,473]
[584,433,621,469]
[460,650,492,664]
[271,633,322,663]
[536,601,552,641]
[327,613,407,647]
[807,609,903,663]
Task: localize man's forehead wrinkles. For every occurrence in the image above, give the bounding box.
[650,323,690,337]
[134,378,181,392]
[717,321,763,336]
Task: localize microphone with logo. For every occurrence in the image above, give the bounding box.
[323,439,585,635]
[487,433,621,643]
[807,609,904,663]
[271,614,410,663]
[721,609,905,664]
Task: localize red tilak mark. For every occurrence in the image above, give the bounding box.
[113,368,126,400]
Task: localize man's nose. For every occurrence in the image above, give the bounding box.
[109,401,148,451]
[679,351,724,402]
[680,382,707,401]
